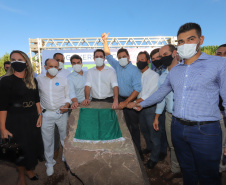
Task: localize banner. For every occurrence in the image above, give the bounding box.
[41,48,154,72]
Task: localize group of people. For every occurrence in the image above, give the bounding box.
[0,22,226,185]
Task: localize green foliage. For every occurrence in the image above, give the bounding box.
[0,53,10,76]
[201,45,219,56]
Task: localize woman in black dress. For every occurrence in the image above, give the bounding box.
[0,50,42,185]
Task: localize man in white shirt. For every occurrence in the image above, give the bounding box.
[83,49,119,109]
[127,51,159,167]
[67,54,91,108]
[37,58,70,176]
[41,53,71,78]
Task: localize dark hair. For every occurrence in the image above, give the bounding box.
[53,53,64,59]
[137,51,150,61]
[150,48,160,59]
[70,54,82,63]
[3,61,10,67]
[217,44,226,50]
[177,22,202,37]
[167,44,177,53]
[45,58,50,66]
[94,49,105,57]
[117,48,129,57]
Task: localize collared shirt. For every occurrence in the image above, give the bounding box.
[68,70,89,103]
[106,55,142,97]
[155,68,174,114]
[153,65,167,76]
[140,53,226,121]
[85,65,118,99]
[37,74,71,110]
[138,68,159,100]
[57,68,71,78]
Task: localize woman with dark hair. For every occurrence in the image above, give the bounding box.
[0,50,42,185]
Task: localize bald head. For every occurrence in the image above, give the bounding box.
[45,59,59,69]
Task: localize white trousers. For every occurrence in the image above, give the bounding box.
[41,110,68,168]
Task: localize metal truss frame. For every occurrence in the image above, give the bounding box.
[29,36,177,73]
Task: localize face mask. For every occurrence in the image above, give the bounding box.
[177,43,198,59]
[161,55,174,67]
[95,58,104,67]
[73,64,82,72]
[11,61,27,72]
[58,62,64,69]
[152,59,163,68]
[118,58,128,67]
[137,61,148,70]
[47,68,58,76]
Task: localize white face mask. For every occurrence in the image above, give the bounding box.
[95,58,104,67]
[118,58,128,67]
[58,62,64,69]
[47,68,58,76]
[73,64,82,72]
[177,43,198,60]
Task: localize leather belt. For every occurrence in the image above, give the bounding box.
[175,117,215,126]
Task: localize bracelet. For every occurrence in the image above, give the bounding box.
[38,113,42,116]
[134,100,137,104]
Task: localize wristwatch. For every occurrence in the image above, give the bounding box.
[134,100,137,104]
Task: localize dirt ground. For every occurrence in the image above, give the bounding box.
[1,141,226,185]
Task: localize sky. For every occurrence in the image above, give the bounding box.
[0,0,225,57]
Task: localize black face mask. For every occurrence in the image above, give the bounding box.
[152,59,163,68]
[137,61,148,70]
[11,61,27,72]
[161,55,174,67]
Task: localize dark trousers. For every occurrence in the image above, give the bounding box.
[119,96,141,151]
[139,105,162,162]
[171,117,222,185]
[159,110,168,155]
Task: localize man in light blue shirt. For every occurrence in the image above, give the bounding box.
[67,54,89,109]
[133,23,226,185]
[153,44,182,181]
[101,32,143,159]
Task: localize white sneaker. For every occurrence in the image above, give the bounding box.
[46,166,54,176]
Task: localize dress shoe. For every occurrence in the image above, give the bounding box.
[26,174,39,180]
[162,171,182,181]
[46,166,54,176]
[139,151,144,161]
[142,148,151,154]
[146,160,157,169]
[159,153,167,161]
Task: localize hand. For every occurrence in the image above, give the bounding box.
[101,32,109,41]
[81,99,90,106]
[118,101,128,110]
[153,119,159,131]
[126,102,136,109]
[71,101,79,109]
[133,104,143,111]
[36,115,42,127]
[60,104,69,113]
[112,100,118,109]
[1,129,13,139]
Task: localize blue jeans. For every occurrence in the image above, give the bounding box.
[139,105,161,162]
[171,117,222,185]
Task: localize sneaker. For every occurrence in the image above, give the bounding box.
[46,166,54,176]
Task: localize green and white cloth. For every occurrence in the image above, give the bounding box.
[73,108,124,143]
